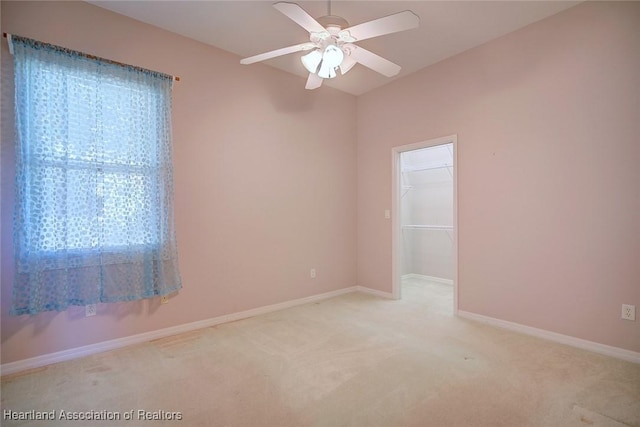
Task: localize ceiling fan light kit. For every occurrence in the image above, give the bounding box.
[240,1,419,90]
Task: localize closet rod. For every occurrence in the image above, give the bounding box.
[402,163,452,173]
[402,225,453,230]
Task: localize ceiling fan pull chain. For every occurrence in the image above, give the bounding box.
[327,0,331,16]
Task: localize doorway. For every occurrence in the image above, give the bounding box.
[391,135,457,312]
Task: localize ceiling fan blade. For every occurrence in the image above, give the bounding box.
[343,10,419,42]
[240,43,313,65]
[349,46,401,77]
[273,2,326,34]
[305,73,323,90]
[340,55,357,75]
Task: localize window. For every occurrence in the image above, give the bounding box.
[11,35,182,315]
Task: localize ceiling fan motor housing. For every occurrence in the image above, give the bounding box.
[317,15,350,31]
[309,15,356,67]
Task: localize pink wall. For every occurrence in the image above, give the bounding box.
[1,1,357,364]
[357,1,640,352]
[1,0,638,366]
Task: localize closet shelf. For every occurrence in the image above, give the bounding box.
[402,225,453,230]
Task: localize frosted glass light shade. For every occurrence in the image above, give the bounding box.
[316,45,343,79]
[301,49,322,73]
[318,62,336,79]
[322,45,344,69]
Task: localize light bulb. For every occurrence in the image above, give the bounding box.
[301,49,322,73]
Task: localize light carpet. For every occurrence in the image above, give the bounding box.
[2,278,639,426]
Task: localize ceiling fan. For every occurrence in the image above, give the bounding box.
[240,2,420,90]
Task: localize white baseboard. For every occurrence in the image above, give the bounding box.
[1,287,358,376]
[356,286,394,299]
[458,310,640,364]
[402,273,453,286]
[12,288,633,376]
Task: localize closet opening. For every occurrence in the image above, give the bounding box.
[391,135,457,313]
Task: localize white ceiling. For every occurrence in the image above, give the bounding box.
[90,1,580,96]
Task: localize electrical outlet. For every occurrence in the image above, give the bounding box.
[621,304,635,321]
[310,268,316,279]
[161,296,169,304]
[85,304,97,317]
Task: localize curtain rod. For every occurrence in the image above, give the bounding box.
[3,32,180,82]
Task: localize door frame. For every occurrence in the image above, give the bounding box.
[391,134,458,313]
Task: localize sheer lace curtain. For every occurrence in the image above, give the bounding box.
[11,35,182,315]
